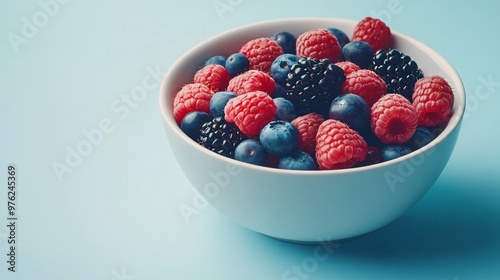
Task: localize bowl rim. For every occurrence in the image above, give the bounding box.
[159,17,466,176]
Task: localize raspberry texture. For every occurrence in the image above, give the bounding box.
[173,83,214,123]
[352,17,392,54]
[341,69,387,107]
[412,76,454,126]
[227,70,275,95]
[335,61,361,76]
[193,64,231,92]
[296,29,342,62]
[291,113,325,155]
[240,37,284,73]
[371,93,418,144]
[224,91,277,137]
[316,119,368,170]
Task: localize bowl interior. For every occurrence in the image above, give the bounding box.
[159,17,465,174]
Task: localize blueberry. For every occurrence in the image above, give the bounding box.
[259,120,299,156]
[180,111,212,140]
[341,41,373,69]
[327,28,350,48]
[405,126,435,150]
[234,139,268,166]
[225,53,249,76]
[278,150,317,170]
[355,146,382,167]
[362,129,384,148]
[272,83,286,98]
[380,145,412,161]
[430,125,445,138]
[329,93,370,135]
[273,97,297,122]
[210,91,237,117]
[270,31,297,54]
[203,55,227,67]
[270,54,299,86]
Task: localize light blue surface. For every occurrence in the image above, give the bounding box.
[1,0,499,279]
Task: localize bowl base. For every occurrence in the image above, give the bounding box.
[265,234,364,245]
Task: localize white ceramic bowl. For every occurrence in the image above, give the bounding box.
[159,18,465,243]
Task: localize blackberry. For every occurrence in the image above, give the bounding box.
[197,116,246,158]
[371,49,424,101]
[285,57,345,117]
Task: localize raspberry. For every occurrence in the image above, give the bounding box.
[240,37,284,73]
[227,70,275,95]
[193,64,231,92]
[315,119,368,170]
[224,91,277,137]
[296,29,342,62]
[291,113,325,155]
[352,17,392,54]
[412,76,454,127]
[173,83,214,123]
[371,93,418,144]
[335,61,361,76]
[341,69,387,107]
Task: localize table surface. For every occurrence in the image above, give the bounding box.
[1,1,500,279]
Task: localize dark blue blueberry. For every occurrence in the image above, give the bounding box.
[430,125,445,138]
[209,91,237,117]
[270,54,299,86]
[270,31,297,54]
[225,53,249,76]
[327,28,350,48]
[272,83,287,98]
[341,41,373,69]
[329,93,370,135]
[273,97,297,122]
[355,146,382,167]
[405,126,435,150]
[362,129,384,148]
[203,55,226,67]
[259,120,299,156]
[180,111,212,140]
[278,150,317,170]
[381,145,412,161]
[234,139,268,166]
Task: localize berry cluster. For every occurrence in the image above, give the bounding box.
[172,17,455,170]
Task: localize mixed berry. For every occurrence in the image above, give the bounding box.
[171,17,455,170]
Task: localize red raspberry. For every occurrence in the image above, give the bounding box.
[173,83,214,123]
[240,38,284,73]
[224,91,277,137]
[193,64,231,92]
[371,93,418,144]
[296,29,342,62]
[316,119,368,170]
[341,69,387,107]
[335,61,361,76]
[352,17,392,54]
[227,70,275,95]
[291,113,325,155]
[412,76,454,126]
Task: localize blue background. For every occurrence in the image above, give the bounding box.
[1,0,499,279]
